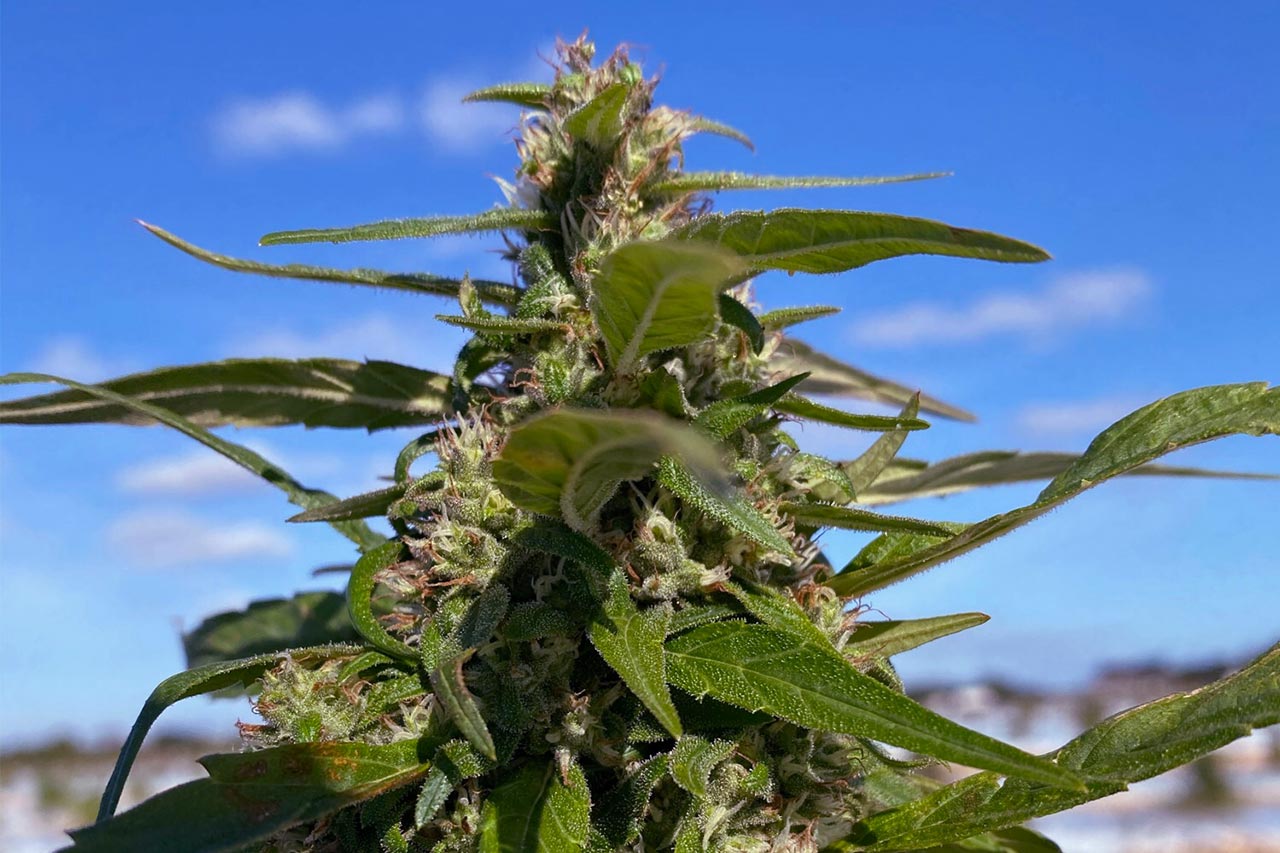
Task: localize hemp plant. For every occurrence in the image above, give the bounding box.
[3,36,1277,853]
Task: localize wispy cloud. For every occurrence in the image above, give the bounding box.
[1015,395,1145,436]
[106,510,294,568]
[849,268,1153,348]
[419,77,518,151]
[23,336,137,382]
[221,312,468,373]
[211,92,405,156]
[116,450,260,496]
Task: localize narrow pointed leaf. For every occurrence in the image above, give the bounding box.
[658,456,795,556]
[436,314,569,335]
[593,754,671,847]
[492,408,728,530]
[694,373,809,439]
[652,171,948,194]
[462,81,551,108]
[669,736,736,798]
[289,484,403,523]
[509,520,616,580]
[781,502,955,537]
[429,659,497,761]
[757,305,841,329]
[775,338,974,421]
[843,395,921,495]
[676,209,1051,275]
[589,574,683,737]
[563,82,630,147]
[0,373,383,549]
[140,221,520,304]
[665,622,1082,790]
[846,613,990,659]
[95,644,362,820]
[72,739,430,853]
[717,293,765,353]
[829,383,1280,595]
[183,592,358,668]
[843,643,1280,851]
[394,429,444,482]
[0,359,454,430]
[775,394,930,432]
[684,116,754,150]
[260,207,556,246]
[479,759,591,853]
[591,241,746,371]
[723,579,832,647]
[347,541,416,660]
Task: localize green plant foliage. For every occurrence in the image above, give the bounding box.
[5,35,1275,852]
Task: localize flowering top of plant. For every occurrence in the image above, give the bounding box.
[3,36,1277,853]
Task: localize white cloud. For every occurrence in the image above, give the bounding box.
[106,510,294,568]
[1015,396,1144,436]
[24,336,136,382]
[212,91,405,156]
[221,312,467,373]
[116,450,260,496]
[849,268,1153,348]
[419,77,517,151]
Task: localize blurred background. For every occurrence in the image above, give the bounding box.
[2,2,1277,850]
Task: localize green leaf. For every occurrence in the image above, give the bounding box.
[657,456,795,556]
[421,584,510,671]
[289,484,403,523]
[394,429,444,482]
[665,622,1082,790]
[676,208,1051,275]
[780,501,956,537]
[183,592,358,668]
[842,643,1280,850]
[95,644,362,820]
[415,767,454,828]
[347,541,416,660]
[684,116,754,150]
[429,658,497,761]
[774,338,974,421]
[775,394,930,432]
[693,373,810,439]
[651,171,948,194]
[846,613,990,659]
[757,305,841,329]
[723,579,833,647]
[260,207,557,246]
[593,753,671,847]
[842,395,921,495]
[591,241,746,371]
[71,739,430,852]
[563,82,630,147]
[509,520,616,581]
[717,293,765,353]
[436,314,570,335]
[492,408,727,530]
[669,736,736,798]
[140,221,520,305]
[462,81,552,108]
[589,573,683,738]
[828,383,1280,595]
[0,358,454,430]
[0,372,383,550]
[479,759,591,853]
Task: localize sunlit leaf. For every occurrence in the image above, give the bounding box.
[665,622,1082,789]
[842,395,921,495]
[683,116,755,150]
[669,736,736,798]
[591,241,746,371]
[722,579,832,647]
[289,484,403,523]
[430,658,497,761]
[658,456,795,556]
[651,171,947,194]
[564,82,630,147]
[775,394,930,432]
[260,207,556,246]
[757,305,840,329]
[462,81,552,108]
[347,541,416,660]
[479,759,591,852]
[718,293,765,353]
[693,373,809,439]
[781,501,955,537]
[183,592,358,668]
[436,314,569,335]
[846,613,990,659]
[140,221,520,304]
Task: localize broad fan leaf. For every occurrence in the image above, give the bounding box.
[675,209,1050,275]
[183,592,358,668]
[665,622,1082,789]
[774,338,974,421]
[828,383,1280,595]
[846,613,990,659]
[492,408,728,530]
[70,739,431,853]
[839,643,1280,851]
[140,221,521,305]
[776,394,930,432]
[0,373,384,550]
[95,644,363,820]
[564,82,630,147]
[462,81,552,107]
[479,759,591,853]
[0,359,454,430]
[853,450,1278,506]
[591,241,746,371]
[589,573,683,737]
[651,171,947,194]
[260,207,557,246]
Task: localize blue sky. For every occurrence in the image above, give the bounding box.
[2,2,1277,747]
